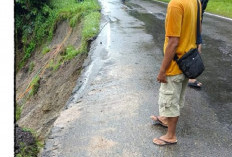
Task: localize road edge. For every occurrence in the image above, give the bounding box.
[152,0,232,22]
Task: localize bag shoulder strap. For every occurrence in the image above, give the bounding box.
[196,0,201,45]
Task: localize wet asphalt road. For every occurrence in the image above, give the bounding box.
[41,0,232,156]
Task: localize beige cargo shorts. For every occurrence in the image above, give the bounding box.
[158,74,189,117]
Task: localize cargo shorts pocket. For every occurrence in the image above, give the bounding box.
[171,74,185,83]
[158,90,174,108]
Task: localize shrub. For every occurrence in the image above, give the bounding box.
[29,75,40,96]
[42,46,50,55]
[16,0,101,69]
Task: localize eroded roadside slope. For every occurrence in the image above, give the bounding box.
[16,20,86,141]
[15,1,102,156]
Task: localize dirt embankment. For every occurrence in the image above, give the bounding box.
[16,20,88,141]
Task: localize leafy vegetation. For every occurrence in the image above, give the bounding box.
[156,0,232,18]
[29,75,40,96]
[16,142,38,157]
[16,127,43,157]
[16,0,101,71]
[29,62,35,72]
[15,0,53,70]
[16,104,22,121]
[15,1,100,156]
[48,59,62,71]
[82,12,101,41]
[42,46,51,55]
[62,11,101,62]
[63,45,80,61]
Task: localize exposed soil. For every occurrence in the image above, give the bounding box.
[15,20,88,142]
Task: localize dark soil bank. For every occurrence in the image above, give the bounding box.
[15,125,38,156]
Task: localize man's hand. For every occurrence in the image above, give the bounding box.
[156,37,179,84]
[198,44,202,53]
[157,71,167,83]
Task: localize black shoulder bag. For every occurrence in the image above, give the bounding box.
[174,0,205,79]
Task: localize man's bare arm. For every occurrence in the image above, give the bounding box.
[157,37,179,83]
[198,23,202,53]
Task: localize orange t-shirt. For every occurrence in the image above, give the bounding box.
[164,0,202,76]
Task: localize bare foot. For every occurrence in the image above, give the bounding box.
[153,135,177,146]
[150,116,168,127]
[188,79,202,88]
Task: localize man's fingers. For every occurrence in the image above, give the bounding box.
[160,79,167,83]
[157,78,167,83]
[157,72,167,83]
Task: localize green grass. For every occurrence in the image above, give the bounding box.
[16,143,38,157]
[29,62,35,72]
[48,59,62,71]
[82,12,101,41]
[16,104,22,121]
[206,0,232,18]
[53,0,101,61]
[156,0,169,2]
[63,45,80,60]
[52,0,101,62]
[155,0,232,18]
[15,76,40,122]
[29,75,40,97]
[17,0,101,70]
[42,46,51,55]
[16,128,43,157]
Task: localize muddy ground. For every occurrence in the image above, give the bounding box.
[16,21,87,142]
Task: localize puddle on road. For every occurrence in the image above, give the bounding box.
[127,8,165,51]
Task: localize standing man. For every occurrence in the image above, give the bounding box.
[152,0,201,145]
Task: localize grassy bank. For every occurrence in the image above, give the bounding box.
[206,0,232,18]
[15,0,101,120]
[16,0,101,70]
[155,0,232,18]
